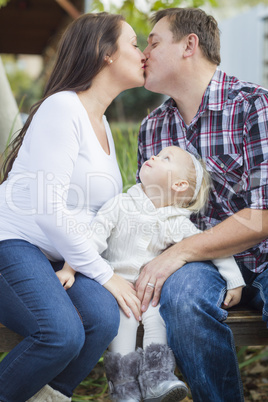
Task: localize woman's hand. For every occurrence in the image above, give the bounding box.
[103,274,141,321]
[136,247,187,313]
[56,262,76,290]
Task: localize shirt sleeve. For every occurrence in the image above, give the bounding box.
[243,95,268,209]
[28,94,113,285]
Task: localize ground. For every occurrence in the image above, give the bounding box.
[73,346,268,401]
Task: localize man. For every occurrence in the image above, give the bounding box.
[135,7,268,401]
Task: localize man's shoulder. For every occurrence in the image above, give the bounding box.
[227,75,268,104]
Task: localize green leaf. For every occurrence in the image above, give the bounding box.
[90,0,105,12]
[0,0,10,8]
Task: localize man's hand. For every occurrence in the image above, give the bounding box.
[136,209,268,313]
[135,249,187,313]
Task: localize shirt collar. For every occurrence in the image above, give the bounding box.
[162,69,230,115]
[202,68,230,111]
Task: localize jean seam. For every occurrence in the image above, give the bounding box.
[0,272,43,340]
[252,282,268,317]
[0,339,39,383]
[0,239,38,251]
[217,287,228,321]
[230,331,245,401]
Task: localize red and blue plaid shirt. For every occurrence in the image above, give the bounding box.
[137,69,268,274]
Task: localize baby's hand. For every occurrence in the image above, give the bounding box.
[222,286,243,309]
[56,263,76,290]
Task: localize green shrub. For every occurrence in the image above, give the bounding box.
[111,122,140,191]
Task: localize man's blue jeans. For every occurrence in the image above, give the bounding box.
[0,239,120,402]
[160,261,268,402]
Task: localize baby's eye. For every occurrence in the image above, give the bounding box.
[163,156,169,161]
[133,44,139,48]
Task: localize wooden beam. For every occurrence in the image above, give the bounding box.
[55,0,82,19]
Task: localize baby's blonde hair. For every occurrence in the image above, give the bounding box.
[185,158,211,213]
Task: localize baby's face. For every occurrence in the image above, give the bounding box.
[140,146,190,190]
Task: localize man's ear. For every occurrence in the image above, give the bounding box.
[171,180,189,193]
[183,33,199,58]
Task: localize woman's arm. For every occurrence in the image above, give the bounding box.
[28,93,114,285]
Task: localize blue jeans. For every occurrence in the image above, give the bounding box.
[0,239,120,402]
[160,261,268,402]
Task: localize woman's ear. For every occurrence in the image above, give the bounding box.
[104,55,113,65]
[171,180,189,193]
[183,33,199,58]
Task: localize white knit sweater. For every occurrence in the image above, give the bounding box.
[89,184,245,289]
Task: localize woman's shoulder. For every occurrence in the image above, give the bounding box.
[34,91,83,125]
[42,91,78,110]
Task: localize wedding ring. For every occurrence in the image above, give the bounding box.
[147,282,155,289]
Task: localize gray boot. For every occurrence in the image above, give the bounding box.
[104,350,142,402]
[138,343,188,402]
[26,384,71,401]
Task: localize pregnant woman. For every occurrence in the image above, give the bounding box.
[0,12,145,402]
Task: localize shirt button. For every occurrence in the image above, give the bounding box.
[220,163,225,168]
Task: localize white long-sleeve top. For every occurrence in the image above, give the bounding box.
[88,184,245,290]
[0,91,122,284]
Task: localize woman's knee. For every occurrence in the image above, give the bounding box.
[79,293,120,343]
[93,298,120,341]
[67,275,120,342]
[38,308,85,361]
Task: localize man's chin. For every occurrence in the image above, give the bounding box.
[144,79,162,94]
[144,77,154,92]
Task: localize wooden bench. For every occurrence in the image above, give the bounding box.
[225,307,268,346]
[0,307,268,353]
[0,323,23,353]
[136,307,268,348]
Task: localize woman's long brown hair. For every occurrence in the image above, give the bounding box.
[1,12,124,183]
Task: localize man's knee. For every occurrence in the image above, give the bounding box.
[160,262,226,317]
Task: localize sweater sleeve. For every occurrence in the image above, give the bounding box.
[212,257,245,290]
[169,216,245,289]
[28,93,113,285]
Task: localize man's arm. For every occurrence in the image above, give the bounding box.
[136,208,268,311]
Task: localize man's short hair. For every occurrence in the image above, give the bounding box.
[151,7,221,66]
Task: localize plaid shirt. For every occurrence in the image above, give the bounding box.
[137,69,268,274]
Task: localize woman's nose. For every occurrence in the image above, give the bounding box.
[139,50,146,62]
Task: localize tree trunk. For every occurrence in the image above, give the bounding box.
[0,56,22,154]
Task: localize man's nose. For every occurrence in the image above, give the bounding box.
[143,46,149,60]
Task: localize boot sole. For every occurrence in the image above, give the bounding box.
[144,385,188,402]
